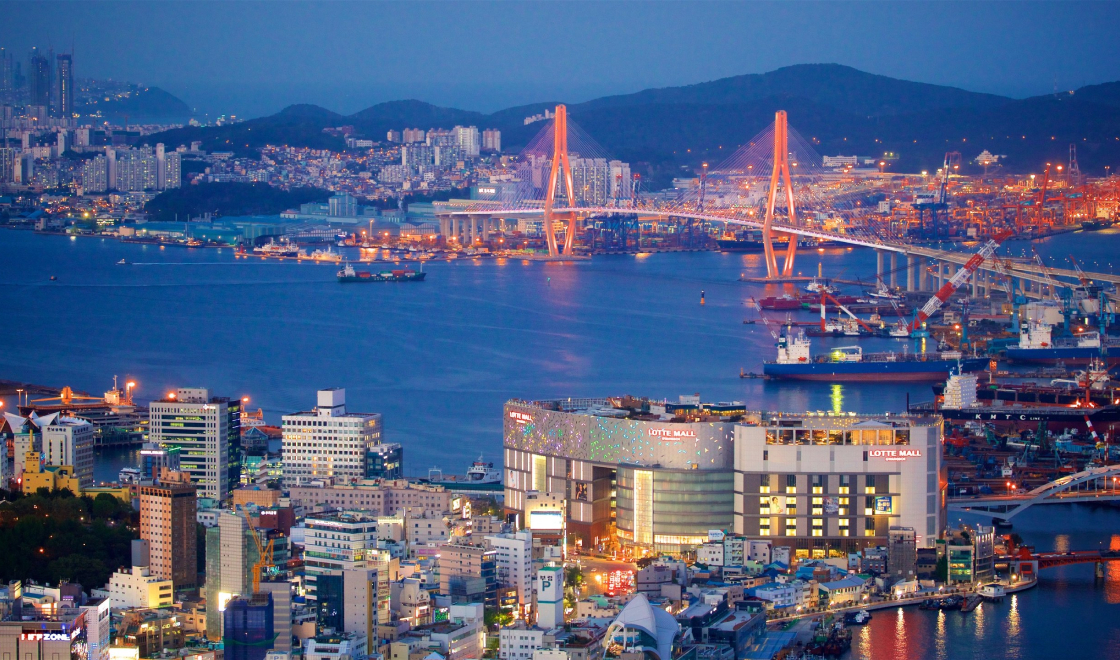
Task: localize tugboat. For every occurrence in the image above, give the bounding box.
[337,262,426,282]
[762,330,988,381]
[844,609,872,625]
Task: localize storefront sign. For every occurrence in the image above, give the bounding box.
[21,633,72,642]
[509,410,533,424]
[648,428,696,439]
[868,448,922,462]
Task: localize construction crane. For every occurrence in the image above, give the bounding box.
[30,386,103,407]
[819,292,876,334]
[238,507,276,594]
[908,229,1015,333]
[748,297,782,341]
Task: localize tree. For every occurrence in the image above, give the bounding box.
[935,554,948,582]
[47,555,109,590]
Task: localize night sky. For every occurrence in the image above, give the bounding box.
[5,1,1120,118]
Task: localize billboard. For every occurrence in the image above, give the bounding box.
[824,497,840,515]
[529,510,564,531]
[874,496,893,515]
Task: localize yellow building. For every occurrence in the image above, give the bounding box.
[21,451,83,495]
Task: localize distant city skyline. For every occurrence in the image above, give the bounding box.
[4,1,1120,119]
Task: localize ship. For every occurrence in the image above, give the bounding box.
[716,230,767,252]
[1004,321,1120,365]
[337,263,426,282]
[1081,219,1113,231]
[253,239,299,257]
[762,331,988,381]
[424,455,503,493]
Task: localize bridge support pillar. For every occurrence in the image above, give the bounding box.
[918,257,928,291]
[889,252,898,288]
[906,255,916,292]
[876,250,885,281]
[451,217,460,245]
[440,218,450,242]
[1097,561,1105,578]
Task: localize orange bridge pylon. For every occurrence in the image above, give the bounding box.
[762,110,799,278]
[543,105,578,257]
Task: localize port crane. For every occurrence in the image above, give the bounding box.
[818,292,876,335]
[907,229,1015,333]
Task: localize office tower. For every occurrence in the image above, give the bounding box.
[141,442,181,481]
[139,470,198,589]
[486,530,533,613]
[149,387,240,500]
[0,48,13,102]
[365,441,403,480]
[482,129,501,153]
[28,51,51,110]
[281,388,382,487]
[56,54,72,118]
[453,126,480,157]
[40,415,94,488]
[224,593,275,660]
[164,152,182,188]
[81,155,108,193]
[302,513,378,614]
[204,510,260,640]
[438,543,498,608]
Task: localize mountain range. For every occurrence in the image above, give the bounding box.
[147,64,1120,183]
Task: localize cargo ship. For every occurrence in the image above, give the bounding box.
[337,263,426,282]
[253,239,299,257]
[762,331,988,381]
[1004,321,1120,365]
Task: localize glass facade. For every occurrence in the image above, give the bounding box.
[617,468,734,553]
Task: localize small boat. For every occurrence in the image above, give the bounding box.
[844,610,872,625]
[49,275,57,281]
[117,259,129,265]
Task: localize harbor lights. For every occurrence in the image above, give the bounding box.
[126,381,136,404]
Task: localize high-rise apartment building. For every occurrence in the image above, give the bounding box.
[482,129,501,153]
[486,530,533,613]
[40,415,94,488]
[116,146,159,191]
[402,128,425,143]
[81,155,108,193]
[609,160,632,201]
[164,152,182,189]
[139,470,198,589]
[386,130,401,143]
[149,387,241,500]
[55,54,72,118]
[453,126,480,158]
[281,389,382,487]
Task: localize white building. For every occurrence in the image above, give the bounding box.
[499,625,550,660]
[282,389,382,487]
[751,582,802,610]
[83,597,112,660]
[108,566,174,609]
[303,633,367,660]
[149,388,236,500]
[486,530,533,612]
[536,566,563,630]
[40,415,94,488]
[302,512,392,623]
[453,126,480,158]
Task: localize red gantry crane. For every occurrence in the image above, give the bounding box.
[907,229,1015,333]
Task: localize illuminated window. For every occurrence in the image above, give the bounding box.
[838,486,849,494]
[786,496,797,506]
[864,508,874,516]
[759,496,770,504]
[812,529,823,537]
[838,518,849,527]
[812,518,823,527]
[786,527,797,536]
[812,486,823,494]
[786,486,797,494]
[812,508,823,515]
[865,487,877,494]
[840,529,850,537]
[865,529,876,537]
[812,497,823,505]
[839,497,849,505]
[760,486,771,494]
[759,527,770,536]
[838,508,848,515]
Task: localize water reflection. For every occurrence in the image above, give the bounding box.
[830,384,844,414]
[1054,534,1071,553]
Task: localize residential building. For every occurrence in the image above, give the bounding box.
[149,387,241,500]
[83,597,112,660]
[288,479,449,516]
[282,388,383,486]
[139,470,199,589]
[303,632,366,660]
[20,451,81,494]
[55,54,72,118]
[453,126,480,157]
[438,543,498,608]
[887,526,918,581]
[818,576,866,607]
[81,154,108,193]
[499,624,552,660]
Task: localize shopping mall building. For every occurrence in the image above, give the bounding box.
[503,397,943,559]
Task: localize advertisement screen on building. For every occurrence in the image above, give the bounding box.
[874,496,893,515]
[529,510,563,531]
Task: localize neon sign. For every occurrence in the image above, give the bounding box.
[509,411,532,424]
[648,428,696,439]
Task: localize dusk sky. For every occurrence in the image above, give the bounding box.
[6,1,1120,118]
